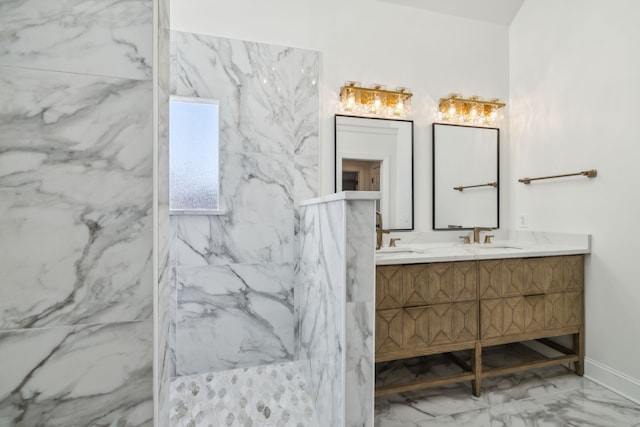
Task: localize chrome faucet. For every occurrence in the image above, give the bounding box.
[472,227,493,244]
[375,211,390,250]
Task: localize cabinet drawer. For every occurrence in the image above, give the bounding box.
[376,262,477,309]
[479,256,583,299]
[376,302,478,356]
[480,291,583,340]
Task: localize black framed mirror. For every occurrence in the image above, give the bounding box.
[432,123,499,230]
[335,115,414,230]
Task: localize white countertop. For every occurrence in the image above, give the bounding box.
[376,231,591,265]
[298,191,380,207]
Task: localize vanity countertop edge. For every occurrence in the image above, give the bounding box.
[376,231,591,265]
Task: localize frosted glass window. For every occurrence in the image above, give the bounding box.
[170,97,219,211]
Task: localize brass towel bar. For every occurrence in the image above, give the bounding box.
[453,182,497,191]
[518,169,597,185]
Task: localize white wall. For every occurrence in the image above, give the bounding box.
[510,0,640,401]
[171,0,510,232]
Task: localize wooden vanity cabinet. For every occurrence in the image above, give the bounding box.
[375,255,585,397]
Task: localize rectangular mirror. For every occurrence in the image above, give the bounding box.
[335,115,413,230]
[433,123,499,230]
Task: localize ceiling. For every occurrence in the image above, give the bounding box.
[377,0,525,26]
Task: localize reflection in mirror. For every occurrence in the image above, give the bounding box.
[335,115,413,230]
[432,123,499,230]
[342,160,381,191]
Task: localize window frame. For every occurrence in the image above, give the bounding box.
[169,95,225,216]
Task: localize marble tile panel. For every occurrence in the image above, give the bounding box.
[296,201,346,427]
[170,361,318,427]
[534,364,589,392]
[169,30,178,95]
[345,200,375,303]
[0,0,152,80]
[174,31,319,156]
[374,343,640,427]
[0,66,152,329]
[375,382,487,422]
[375,413,460,427]
[157,13,172,427]
[0,320,153,426]
[451,382,640,427]
[171,152,294,266]
[159,0,169,30]
[375,354,470,389]
[293,154,319,203]
[345,301,374,427]
[175,263,294,375]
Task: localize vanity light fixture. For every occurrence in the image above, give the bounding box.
[339,81,413,119]
[438,94,506,126]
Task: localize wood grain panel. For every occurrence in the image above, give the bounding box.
[564,256,584,291]
[564,291,584,327]
[376,265,404,309]
[480,298,503,339]
[479,260,504,299]
[523,295,546,333]
[375,308,403,354]
[531,256,564,293]
[480,256,579,298]
[404,302,477,351]
[403,262,477,306]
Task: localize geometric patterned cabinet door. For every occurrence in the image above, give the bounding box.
[377,262,477,309]
[375,302,478,361]
[375,262,478,361]
[479,257,567,298]
[375,308,403,355]
[480,293,584,340]
[479,256,584,343]
[404,302,477,349]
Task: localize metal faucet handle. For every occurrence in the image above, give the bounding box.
[389,238,401,247]
[472,226,494,243]
[484,235,495,244]
[459,235,471,244]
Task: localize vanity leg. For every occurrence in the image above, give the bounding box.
[471,341,482,396]
[574,327,585,376]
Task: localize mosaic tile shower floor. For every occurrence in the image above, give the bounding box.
[170,361,318,427]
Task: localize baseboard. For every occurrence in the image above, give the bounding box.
[585,358,640,406]
[521,340,640,405]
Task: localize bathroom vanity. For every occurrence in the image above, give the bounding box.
[374,232,590,397]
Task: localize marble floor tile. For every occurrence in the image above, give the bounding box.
[451,382,640,427]
[375,343,640,427]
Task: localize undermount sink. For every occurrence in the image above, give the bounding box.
[376,247,425,255]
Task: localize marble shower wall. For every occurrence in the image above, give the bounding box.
[157,0,172,425]
[296,194,376,427]
[0,1,153,425]
[169,31,319,376]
